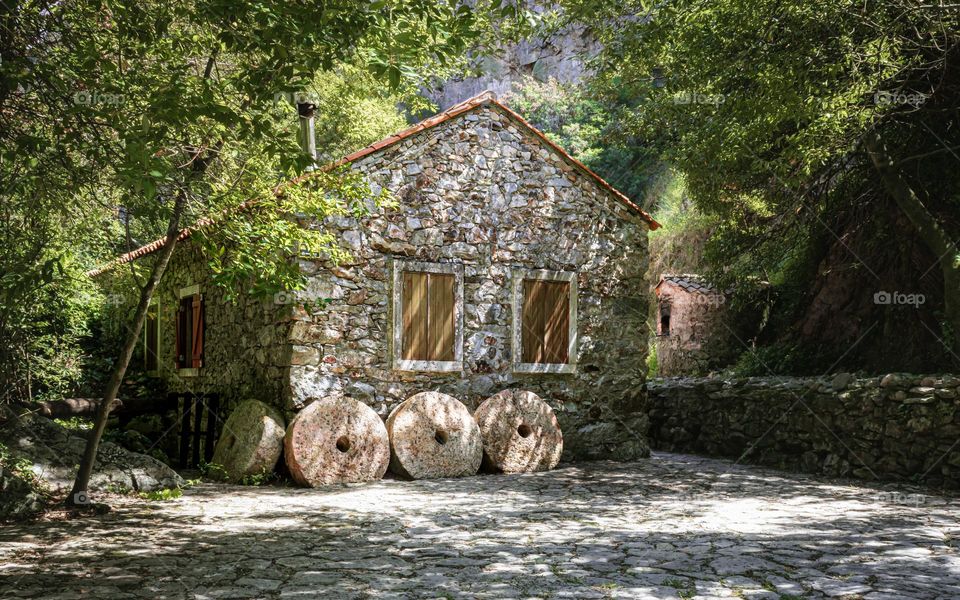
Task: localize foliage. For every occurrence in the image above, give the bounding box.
[53,417,94,432]
[239,469,277,487]
[648,173,715,279]
[645,340,658,379]
[503,76,664,204]
[139,487,183,501]
[1,0,520,412]
[561,0,960,369]
[0,441,50,508]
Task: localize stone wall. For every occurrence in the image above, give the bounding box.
[648,374,960,488]
[655,282,731,376]
[98,245,292,411]
[286,104,653,461]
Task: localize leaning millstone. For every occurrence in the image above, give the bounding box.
[386,392,482,480]
[474,389,563,473]
[284,397,390,486]
[211,399,285,483]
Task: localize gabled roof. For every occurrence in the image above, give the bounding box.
[656,274,718,295]
[88,91,659,277]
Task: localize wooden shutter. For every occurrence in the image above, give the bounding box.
[402,272,428,360]
[191,294,205,368]
[543,282,570,363]
[428,274,455,361]
[402,271,455,361]
[522,280,570,364]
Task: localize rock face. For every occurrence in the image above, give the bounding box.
[0,406,182,494]
[648,374,960,488]
[284,397,390,486]
[211,399,285,483]
[0,464,45,520]
[475,389,563,473]
[386,392,482,479]
[426,25,598,110]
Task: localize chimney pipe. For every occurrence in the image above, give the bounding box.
[297,100,317,168]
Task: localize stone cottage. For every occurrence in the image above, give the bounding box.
[654,274,733,375]
[92,92,661,461]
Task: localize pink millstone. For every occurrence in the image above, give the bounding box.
[386,392,483,480]
[474,389,563,473]
[284,397,390,487]
[211,399,286,483]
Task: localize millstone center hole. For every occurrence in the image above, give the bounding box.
[335,436,351,453]
[434,429,448,445]
[517,424,533,438]
[224,436,236,449]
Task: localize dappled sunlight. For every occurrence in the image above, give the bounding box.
[3,453,959,598]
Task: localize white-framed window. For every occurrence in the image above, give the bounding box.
[175,284,204,377]
[144,299,161,376]
[391,261,464,372]
[511,269,578,374]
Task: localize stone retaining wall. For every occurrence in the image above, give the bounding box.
[648,374,960,488]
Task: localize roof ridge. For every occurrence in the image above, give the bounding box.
[88,91,659,277]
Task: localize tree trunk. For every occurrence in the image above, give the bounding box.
[66,195,188,507]
[864,130,960,357]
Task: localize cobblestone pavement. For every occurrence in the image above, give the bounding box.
[2,452,959,599]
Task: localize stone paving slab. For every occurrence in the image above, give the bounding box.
[1,452,959,599]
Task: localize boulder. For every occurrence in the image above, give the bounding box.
[386,392,482,479]
[475,390,563,473]
[284,397,389,486]
[211,399,286,483]
[0,406,182,494]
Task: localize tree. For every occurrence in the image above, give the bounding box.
[1,0,516,507]
[560,0,960,361]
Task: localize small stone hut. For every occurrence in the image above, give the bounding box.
[654,274,732,376]
[93,92,661,461]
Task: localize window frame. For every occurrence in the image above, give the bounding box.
[391,260,464,373]
[144,299,161,376]
[176,284,202,377]
[511,269,578,374]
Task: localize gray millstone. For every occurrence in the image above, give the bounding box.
[211,399,285,483]
[386,392,482,480]
[284,396,390,486]
[474,389,563,473]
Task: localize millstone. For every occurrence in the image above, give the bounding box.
[386,392,482,480]
[474,389,563,473]
[284,396,390,486]
[211,399,285,483]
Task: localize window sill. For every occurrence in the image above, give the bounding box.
[177,368,200,377]
[394,359,463,373]
[512,362,577,375]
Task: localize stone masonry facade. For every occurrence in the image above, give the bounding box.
[287,103,653,461]
[649,373,960,488]
[103,97,656,462]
